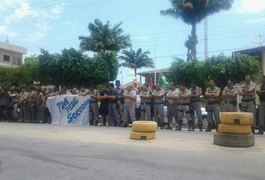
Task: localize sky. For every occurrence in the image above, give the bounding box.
[0,0,265,84]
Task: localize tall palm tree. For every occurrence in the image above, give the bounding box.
[79,19,131,52]
[119,48,154,79]
[161,0,233,61]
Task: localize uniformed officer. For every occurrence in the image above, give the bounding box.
[205,80,221,132]
[165,82,179,130]
[9,86,20,121]
[88,85,99,126]
[239,75,256,123]
[177,83,192,131]
[114,80,124,124]
[257,75,265,133]
[35,87,45,123]
[27,86,36,123]
[123,85,136,127]
[107,83,122,126]
[135,86,142,121]
[19,87,29,122]
[152,83,165,129]
[140,84,152,121]
[189,81,203,131]
[222,79,238,112]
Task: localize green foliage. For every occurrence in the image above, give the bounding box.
[169,54,260,89]
[169,59,205,88]
[21,55,41,84]
[0,67,23,90]
[94,50,118,81]
[119,48,154,76]
[79,19,131,52]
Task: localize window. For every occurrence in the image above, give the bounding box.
[18,58,22,65]
[3,55,10,62]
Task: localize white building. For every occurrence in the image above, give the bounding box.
[0,41,27,67]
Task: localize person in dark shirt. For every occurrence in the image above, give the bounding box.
[99,84,109,126]
[107,83,121,126]
[257,75,265,134]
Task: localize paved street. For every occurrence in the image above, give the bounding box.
[0,122,265,180]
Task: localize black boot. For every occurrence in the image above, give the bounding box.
[165,122,172,130]
[176,120,183,131]
[188,121,193,131]
[160,122,165,129]
[198,124,203,132]
[205,124,212,132]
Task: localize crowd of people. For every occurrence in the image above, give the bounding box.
[0,74,264,134]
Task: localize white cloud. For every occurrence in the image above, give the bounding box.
[0,25,18,38]
[1,0,65,42]
[233,0,265,14]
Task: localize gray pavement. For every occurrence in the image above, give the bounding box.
[0,122,265,180]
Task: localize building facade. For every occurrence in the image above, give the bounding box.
[0,41,27,67]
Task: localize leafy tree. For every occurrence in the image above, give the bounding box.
[93,50,118,81]
[0,67,23,90]
[169,58,205,88]
[79,19,130,80]
[161,0,233,61]
[21,56,40,85]
[119,48,154,79]
[169,54,260,89]
[36,49,61,85]
[79,19,131,52]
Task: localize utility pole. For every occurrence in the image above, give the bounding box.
[204,17,208,60]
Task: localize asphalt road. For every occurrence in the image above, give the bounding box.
[0,123,265,180]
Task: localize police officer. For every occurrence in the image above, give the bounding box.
[140,84,152,121]
[152,83,165,129]
[35,87,45,123]
[222,79,238,112]
[27,86,36,123]
[88,85,99,126]
[165,82,179,130]
[9,86,20,122]
[257,75,265,133]
[123,85,136,127]
[189,81,203,131]
[19,86,29,122]
[205,80,221,132]
[239,75,256,123]
[107,83,121,126]
[177,83,192,131]
[114,80,124,124]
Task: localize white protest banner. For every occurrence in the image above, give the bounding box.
[47,95,90,126]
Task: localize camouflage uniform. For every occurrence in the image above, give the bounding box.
[140,89,152,120]
[240,81,256,123]
[123,89,136,126]
[152,88,164,128]
[189,86,203,131]
[222,85,238,112]
[28,90,37,123]
[19,90,29,122]
[88,89,99,126]
[177,88,192,130]
[205,85,221,131]
[35,90,45,123]
[166,88,179,129]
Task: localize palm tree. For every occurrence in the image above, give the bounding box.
[161,0,233,61]
[79,19,131,52]
[119,48,154,79]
